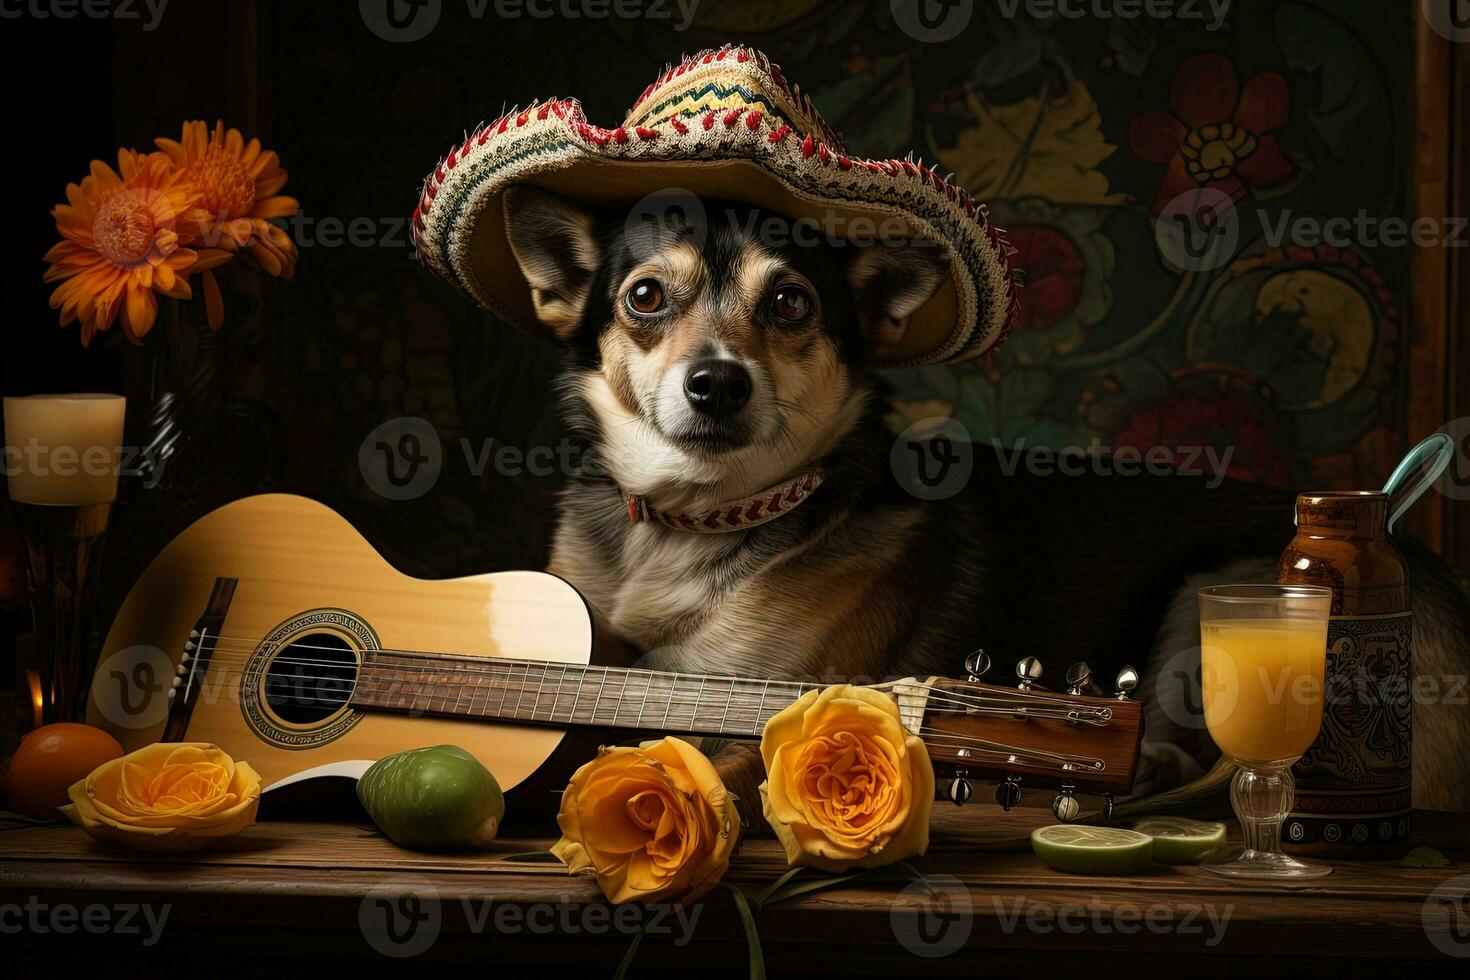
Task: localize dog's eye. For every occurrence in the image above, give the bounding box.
[625,279,665,316]
[771,285,813,324]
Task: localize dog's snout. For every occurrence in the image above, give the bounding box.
[683,359,752,418]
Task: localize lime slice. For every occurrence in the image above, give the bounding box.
[1132,817,1228,865]
[1031,825,1154,875]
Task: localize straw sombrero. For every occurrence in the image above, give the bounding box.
[412,45,1020,366]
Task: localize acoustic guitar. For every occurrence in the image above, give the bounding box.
[86,495,1142,817]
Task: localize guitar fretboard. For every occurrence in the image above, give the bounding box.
[350,653,815,738]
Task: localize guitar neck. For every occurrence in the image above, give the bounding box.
[345,650,1144,796]
[350,651,813,739]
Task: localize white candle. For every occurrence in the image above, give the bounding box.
[3,394,127,505]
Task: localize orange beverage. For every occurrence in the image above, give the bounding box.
[1200,618,1328,764]
[1197,584,1333,880]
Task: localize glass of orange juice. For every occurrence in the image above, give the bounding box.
[1198,584,1333,879]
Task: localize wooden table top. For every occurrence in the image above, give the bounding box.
[3,805,1468,975]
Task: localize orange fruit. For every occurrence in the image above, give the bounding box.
[8,723,124,819]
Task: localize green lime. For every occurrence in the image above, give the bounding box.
[1132,817,1228,865]
[1030,825,1154,875]
[358,745,505,850]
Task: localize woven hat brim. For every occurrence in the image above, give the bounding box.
[414,100,1018,367]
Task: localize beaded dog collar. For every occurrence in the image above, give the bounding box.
[624,470,826,533]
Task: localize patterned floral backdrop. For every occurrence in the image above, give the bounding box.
[227,0,1413,578]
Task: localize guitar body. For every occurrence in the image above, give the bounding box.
[86,494,594,794]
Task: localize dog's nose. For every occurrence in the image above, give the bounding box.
[683,359,752,418]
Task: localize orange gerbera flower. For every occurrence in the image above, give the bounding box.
[155,120,299,328]
[43,149,204,346]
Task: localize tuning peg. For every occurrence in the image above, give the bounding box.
[1114,665,1139,700]
[1015,656,1044,691]
[964,648,990,681]
[947,771,973,807]
[1065,662,1092,695]
[1102,793,1115,822]
[1051,784,1080,822]
[994,775,1023,811]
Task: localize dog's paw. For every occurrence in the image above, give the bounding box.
[707,739,774,839]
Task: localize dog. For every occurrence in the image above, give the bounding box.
[501,184,1470,820]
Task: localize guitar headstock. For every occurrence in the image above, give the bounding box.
[890,651,1143,818]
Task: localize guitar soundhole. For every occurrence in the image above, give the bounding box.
[263,633,359,725]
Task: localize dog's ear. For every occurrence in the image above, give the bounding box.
[846,242,950,350]
[502,185,600,338]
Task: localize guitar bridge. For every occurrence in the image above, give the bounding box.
[163,577,237,742]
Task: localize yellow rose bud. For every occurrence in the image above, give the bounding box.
[61,742,261,853]
[759,685,934,871]
[551,737,738,905]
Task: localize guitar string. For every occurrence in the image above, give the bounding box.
[189,634,1112,711]
[189,666,1105,767]
[165,655,1115,766]
[199,663,1108,729]
[187,644,1111,718]
[183,662,1114,726]
[187,654,819,728]
[231,670,1096,723]
[199,654,1109,720]
[218,659,1109,764]
[913,731,1105,769]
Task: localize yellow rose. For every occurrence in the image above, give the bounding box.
[760,685,934,871]
[61,742,261,853]
[551,737,738,904]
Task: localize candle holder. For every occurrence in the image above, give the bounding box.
[13,501,112,725]
[5,392,126,730]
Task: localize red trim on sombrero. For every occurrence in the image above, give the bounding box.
[624,471,826,534]
[411,43,1024,365]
